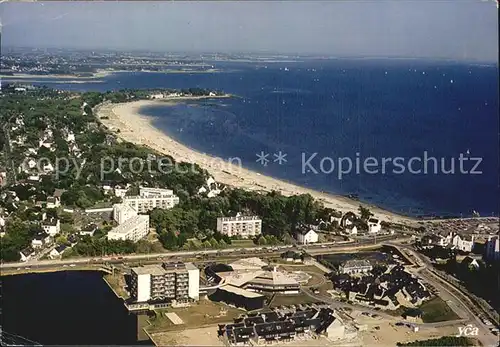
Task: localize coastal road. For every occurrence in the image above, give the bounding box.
[387,242,499,346]
[0,237,402,271]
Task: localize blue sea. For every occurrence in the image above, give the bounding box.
[9,59,499,217]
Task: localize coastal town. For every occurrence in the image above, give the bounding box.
[0,82,499,347]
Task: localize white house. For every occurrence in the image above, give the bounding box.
[66,132,76,142]
[367,218,382,233]
[31,232,51,249]
[42,162,54,173]
[49,244,68,259]
[79,224,98,237]
[345,225,358,235]
[46,196,61,209]
[20,247,35,262]
[296,228,319,245]
[452,234,475,253]
[42,218,61,236]
[114,187,128,198]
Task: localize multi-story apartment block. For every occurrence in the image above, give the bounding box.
[113,203,138,224]
[107,215,150,242]
[123,187,179,213]
[216,214,262,238]
[130,262,200,303]
[485,236,500,262]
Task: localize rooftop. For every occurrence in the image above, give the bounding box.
[342,259,372,268]
[109,215,148,235]
[221,284,264,298]
[218,215,261,222]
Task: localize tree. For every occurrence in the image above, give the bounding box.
[358,205,373,221]
[257,236,267,245]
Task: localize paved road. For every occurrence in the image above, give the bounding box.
[0,238,391,270]
[1,235,406,271]
[387,242,499,347]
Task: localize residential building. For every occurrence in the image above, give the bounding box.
[107,215,150,242]
[296,228,319,245]
[46,196,60,209]
[79,223,98,237]
[345,225,358,235]
[130,262,200,303]
[31,232,51,248]
[49,244,68,259]
[42,218,60,236]
[452,234,475,253]
[339,259,373,275]
[123,187,179,213]
[218,307,346,344]
[485,236,500,262]
[20,246,35,262]
[216,214,262,238]
[367,218,381,233]
[114,187,128,198]
[113,203,138,224]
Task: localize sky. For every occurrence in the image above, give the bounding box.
[0,0,498,62]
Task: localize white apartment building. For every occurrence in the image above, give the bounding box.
[124,187,179,213]
[107,215,150,242]
[113,203,138,224]
[296,229,319,245]
[216,215,262,238]
[130,262,200,303]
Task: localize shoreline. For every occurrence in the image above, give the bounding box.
[97,98,418,226]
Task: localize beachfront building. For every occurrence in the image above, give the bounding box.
[107,215,150,242]
[130,262,200,303]
[216,214,262,238]
[123,187,179,213]
[367,218,381,233]
[296,228,319,245]
[339,259,373,275]
[113,203,138,224]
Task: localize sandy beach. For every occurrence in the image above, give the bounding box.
[97,99,417,225]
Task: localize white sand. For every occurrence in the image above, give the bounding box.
[97,99,417,225]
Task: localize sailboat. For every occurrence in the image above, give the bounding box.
[466,149,470,157]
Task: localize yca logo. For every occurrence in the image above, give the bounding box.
[457,324,479,337]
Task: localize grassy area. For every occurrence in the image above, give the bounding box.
[103,271,129,299]
[419,297,460,323]
[146,299,243,333]
[269,293,320,308]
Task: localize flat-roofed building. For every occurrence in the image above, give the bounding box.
[124,187,179,213]
[139,187,174,198]
[339,259,373,275]
[107,215,149,242]
[130,262,200,304]
[216,215,262,238]
[113,203,138,224]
